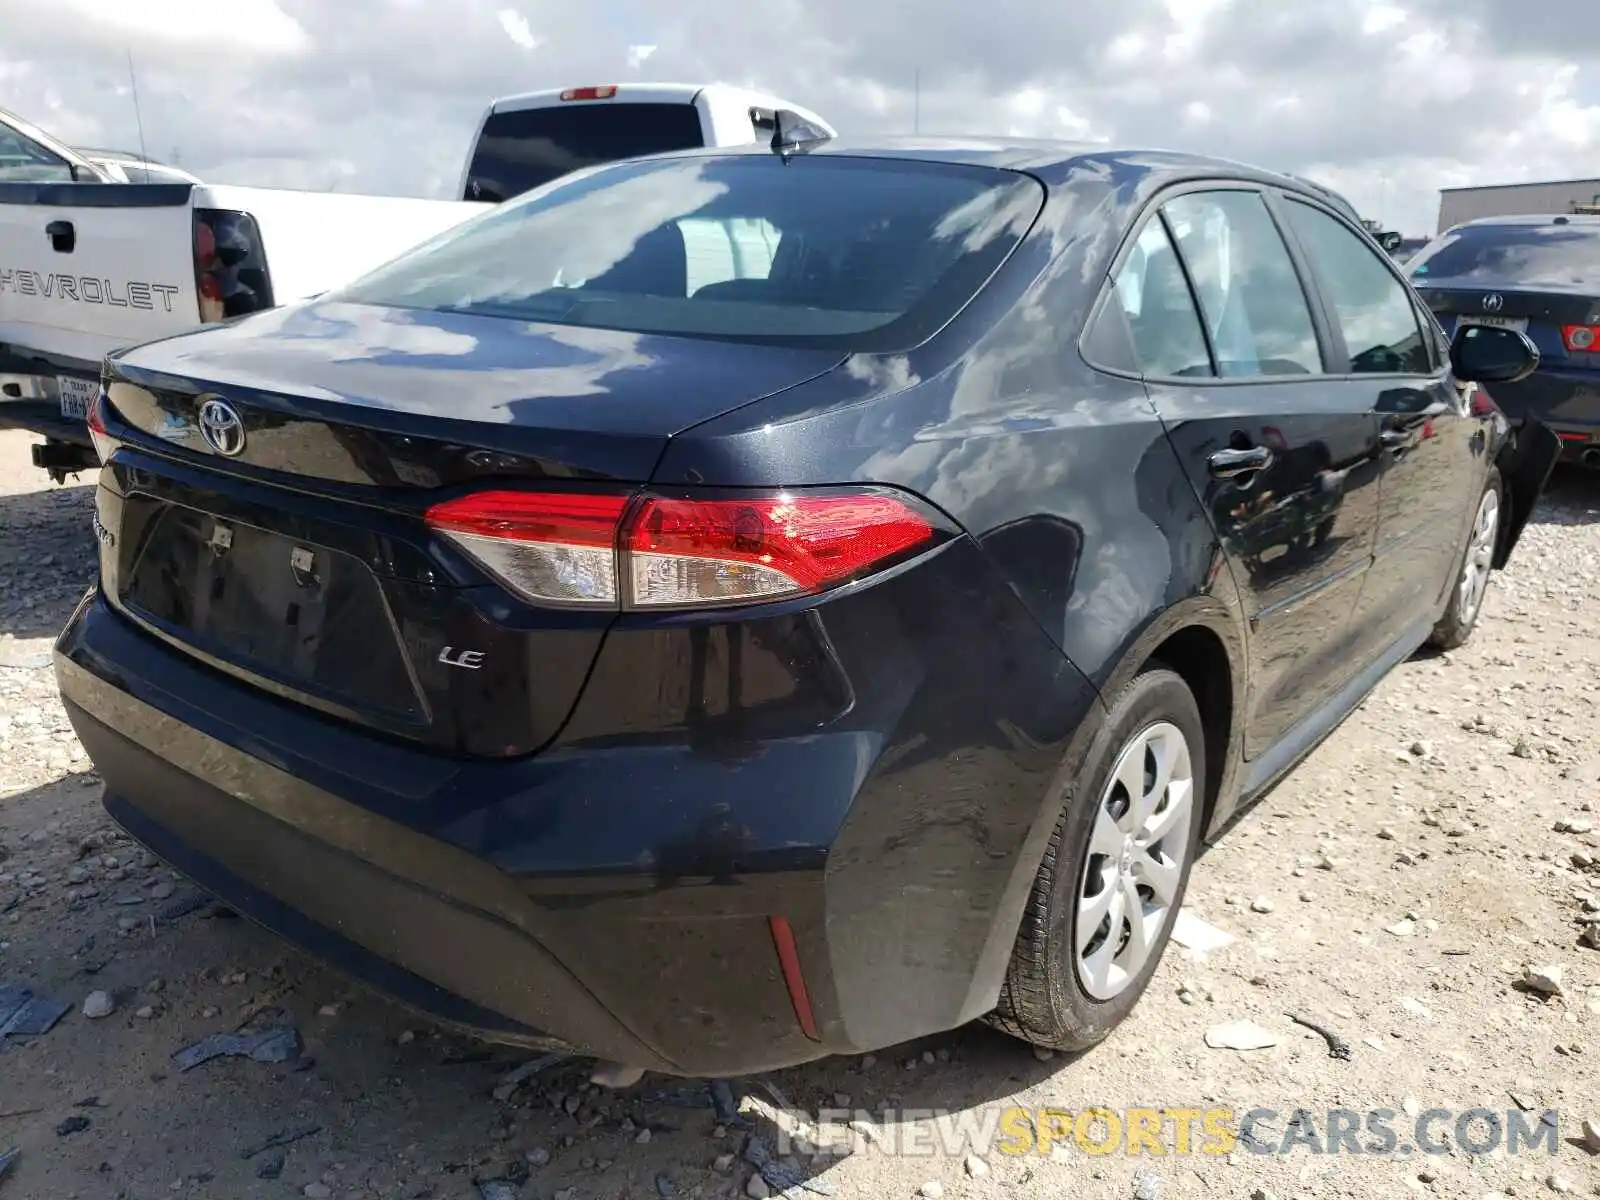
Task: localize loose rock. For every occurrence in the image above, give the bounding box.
[1203,1020,1279,1051]
[81,990,113,1019]
[1524,965,1565,996]
[1249,896,1275,914]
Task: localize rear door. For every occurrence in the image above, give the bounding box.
[1278,195,1482,656]
[1122,186,1383,757]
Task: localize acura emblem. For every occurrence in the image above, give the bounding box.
[197,397,246,457]
[1482,293,1504,313]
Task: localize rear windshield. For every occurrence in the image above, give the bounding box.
[463,103,706,202]
[1408,222,1600,287]
[335,154,1044,352]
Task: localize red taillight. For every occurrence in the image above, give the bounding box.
[560,85,618,101]
[85,387,114,462]
[193,209,274,324]
[1561,323,1600,353]
[627,492,934,607]
[426,491,629,606]
[423,487,941,610]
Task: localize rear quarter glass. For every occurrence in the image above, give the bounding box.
[332,154,1046,354]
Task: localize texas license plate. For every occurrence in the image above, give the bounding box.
[57,375,98,419]
[1455,315,1528,333]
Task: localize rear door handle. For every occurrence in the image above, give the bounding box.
[1207,446,1274,479]
[45,219,75,253]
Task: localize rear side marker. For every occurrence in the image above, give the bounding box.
[768,915,820,1041]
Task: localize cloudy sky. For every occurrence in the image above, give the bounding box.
[3,0,1599,236]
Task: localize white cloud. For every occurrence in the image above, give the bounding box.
[495,8,540,51]
[54,0,307,51]
[1362,3,1406,35]
[2,0,1599,238]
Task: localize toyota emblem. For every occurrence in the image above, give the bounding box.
[1482,293,1504,313]
[197,397,246,457]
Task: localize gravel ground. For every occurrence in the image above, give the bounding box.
[2,426,1598,1200]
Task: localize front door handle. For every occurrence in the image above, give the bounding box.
[1207,445,1274,479]
[45,219,75,253]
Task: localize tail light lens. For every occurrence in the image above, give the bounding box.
[84,386,115,463]
[193,209,275,324]
[425,491,629,606]
[424,487,945,610]
[1561,323,1600,353]
[560,85,618,101]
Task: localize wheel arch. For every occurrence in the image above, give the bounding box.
[1094,597,1250,843]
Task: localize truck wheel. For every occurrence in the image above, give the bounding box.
[988,667,1205,1052]
[1429,469,1501,651]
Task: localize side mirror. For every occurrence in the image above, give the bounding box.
[1379,232,1402,252]
[1449,324,1540,384]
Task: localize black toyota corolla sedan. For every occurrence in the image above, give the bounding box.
[57,132,1561,1079]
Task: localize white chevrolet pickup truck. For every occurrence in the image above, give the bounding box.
[1,84,834,479]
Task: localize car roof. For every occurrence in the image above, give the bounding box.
[640,135,1337,197]
[1451,213,1600,228]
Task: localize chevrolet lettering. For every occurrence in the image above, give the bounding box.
[0,268,180,312]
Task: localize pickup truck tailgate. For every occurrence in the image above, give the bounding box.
[0,182,199,365]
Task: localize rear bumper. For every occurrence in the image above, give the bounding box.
[0,398,95,447]
[1484,371,1600,462]
[0,350,98,446]
[57,552,1095,1075]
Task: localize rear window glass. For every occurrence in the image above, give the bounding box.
[463,103,705,202]
[335,154,1044,352]
[1407,223,1600,288]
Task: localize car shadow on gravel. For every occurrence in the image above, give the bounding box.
[1532,464,1600,525]
[0,479,96,644]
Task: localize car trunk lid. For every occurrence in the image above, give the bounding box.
[97,301,844,755]
[1414,282,1600,370]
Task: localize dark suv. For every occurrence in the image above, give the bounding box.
[56,138,1560,1078]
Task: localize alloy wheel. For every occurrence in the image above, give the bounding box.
[1074,721,1195,1001]
[1457,488,1500,627]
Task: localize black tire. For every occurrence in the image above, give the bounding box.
[987,667,1206,1052]
[1428,468,1503,652]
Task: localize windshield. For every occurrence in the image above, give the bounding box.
[335,154,1045,352]
[463,103,706,202]
[1408,222,1600,287]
